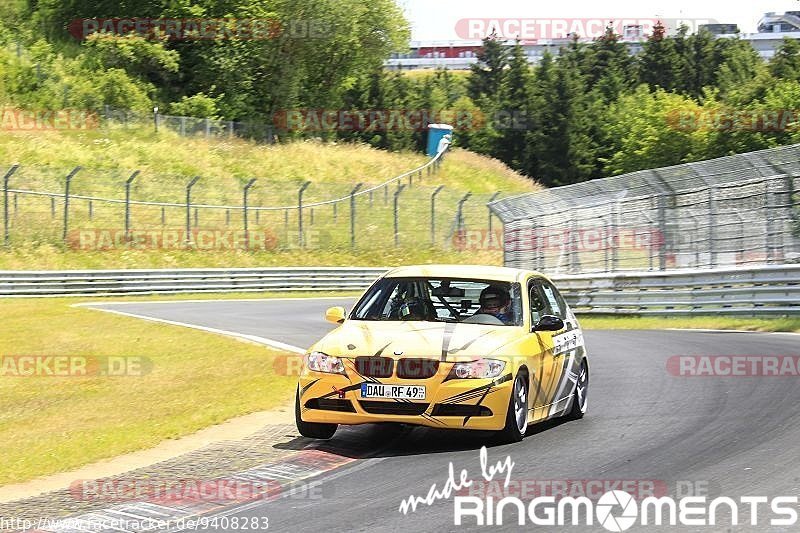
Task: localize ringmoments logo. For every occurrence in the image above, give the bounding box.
[397,447,798,530]
[453,491,799,529]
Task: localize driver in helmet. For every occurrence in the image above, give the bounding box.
[476,285,514,325]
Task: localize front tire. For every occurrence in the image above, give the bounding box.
[497,372,528,443]
[566,359,589,420]
[295,389,338,439]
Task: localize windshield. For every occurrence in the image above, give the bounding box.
[351,277,523,326]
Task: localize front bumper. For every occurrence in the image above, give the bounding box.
[297,361,514,431]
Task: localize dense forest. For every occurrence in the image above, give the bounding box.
[2,1,800,185]
[350,26,800,185]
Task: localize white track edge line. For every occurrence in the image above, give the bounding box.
[81,306,306,354]
[664,328,800,336]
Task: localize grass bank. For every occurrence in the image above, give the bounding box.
[0,296,298,486]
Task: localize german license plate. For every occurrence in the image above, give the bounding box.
[360,383,426,400]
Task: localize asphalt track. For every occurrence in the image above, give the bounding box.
[87,298,800,532]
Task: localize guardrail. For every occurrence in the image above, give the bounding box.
[0,267,388,297]
[553,264,800,316]
[0,265,797,316]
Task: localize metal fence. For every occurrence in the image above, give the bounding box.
[0,147,504,252]
[2,265,797,317]
[490,144,800,273]
[103,107,277,144]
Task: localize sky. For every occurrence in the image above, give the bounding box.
[396,0,800,41]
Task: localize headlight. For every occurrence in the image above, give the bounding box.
[306,351,346,375]
[450,358,506,379]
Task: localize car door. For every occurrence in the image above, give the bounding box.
[539,279,585,415]
[526,277,562,422]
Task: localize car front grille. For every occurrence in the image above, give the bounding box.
[359,401,430,415]
[396,358,440,379]
[354,356,394,378]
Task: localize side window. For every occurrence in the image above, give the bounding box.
[540,281,567,319]
[528,281,551,325]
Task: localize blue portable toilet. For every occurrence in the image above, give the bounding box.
[426,123,453,157]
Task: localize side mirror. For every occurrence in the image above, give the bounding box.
[325,306,346,324]
[532,315,564,332]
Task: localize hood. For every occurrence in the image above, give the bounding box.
[310,320,522,361]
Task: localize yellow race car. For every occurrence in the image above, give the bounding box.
[295,265,588,443]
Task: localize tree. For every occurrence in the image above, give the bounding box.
[467,33,508,107]
[600,85,707,175]
[715,37,764,100]
[681,28,718,98]
[526,50,597,186]
[493,42,532,170]
[582,24,636,103]
[638,21,681,91]
[770,37,800,81]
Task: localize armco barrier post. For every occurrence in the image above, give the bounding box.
[298,181,311,248]
[394,184,406,246]
[62,167,81,243]
[430,185,444,245]
[3,164,19,246]
[611,201,620,271]
[185,176,200,245]
[124,170,140,242]
[764,181,773,262]
[708,187,717,267]
[350,183,363,249]
[243,178,257,250]
[456,192,472,233]
[488,191,501,234]
[656,194,667,271]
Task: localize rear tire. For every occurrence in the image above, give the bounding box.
[295,389,338,439]
[496,372,528,443]
[566,359,589,420]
